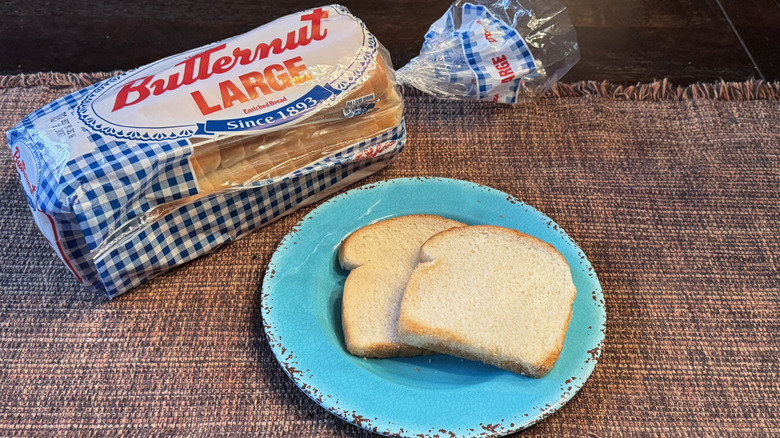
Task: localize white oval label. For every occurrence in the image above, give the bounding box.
[76,6,376,141]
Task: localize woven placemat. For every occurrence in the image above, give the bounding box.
[1,74,778,436]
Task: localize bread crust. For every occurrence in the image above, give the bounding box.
[339,214,464,269]
[399,225,577,378]
[340,215,465,358]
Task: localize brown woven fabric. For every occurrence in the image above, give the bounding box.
[0,74,778,437]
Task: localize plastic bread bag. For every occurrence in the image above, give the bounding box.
[396,0,579,103]
[6,5,404,298]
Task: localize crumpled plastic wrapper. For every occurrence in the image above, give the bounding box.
[397,0,579,103]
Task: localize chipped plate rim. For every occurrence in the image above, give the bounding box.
[261,177,606,437]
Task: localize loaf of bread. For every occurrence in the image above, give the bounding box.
[7,5,407,298]
[398,225,576,377]
[339,215,465,357]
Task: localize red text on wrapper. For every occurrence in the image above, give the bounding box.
[354,141,395,161]
[491,54,515,84]
[190,56,310,115]
[13,147,36,195]
[111,8,328,115]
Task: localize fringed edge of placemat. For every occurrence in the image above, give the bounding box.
[546,78,779,101]
[1,72,778,100]
[0,71,123,89]
[402,78,780,101]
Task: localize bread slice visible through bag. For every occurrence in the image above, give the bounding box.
[339,215,465,357]
[398,225,576,377]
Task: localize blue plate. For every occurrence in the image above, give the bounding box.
[262,178,605,437]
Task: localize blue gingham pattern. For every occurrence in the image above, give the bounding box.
[8,87,406,298]
[93,123,405,296]
[458,3,536,104]
[415,2,537,103]
[64,135,197,252]
[419,8,476,94]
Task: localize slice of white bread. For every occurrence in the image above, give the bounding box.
[339,215,466,357]
[398,225,576,377]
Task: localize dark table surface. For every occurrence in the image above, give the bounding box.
[2,0,780,84]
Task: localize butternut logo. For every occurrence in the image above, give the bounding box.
[111,8,329,116]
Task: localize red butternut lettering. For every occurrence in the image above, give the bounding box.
[112,76,154,112]
[212,55,238,75]
[301,8,329,41]
[233,47,253,66]
[110,8,329,111]
[149,73,182,96]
